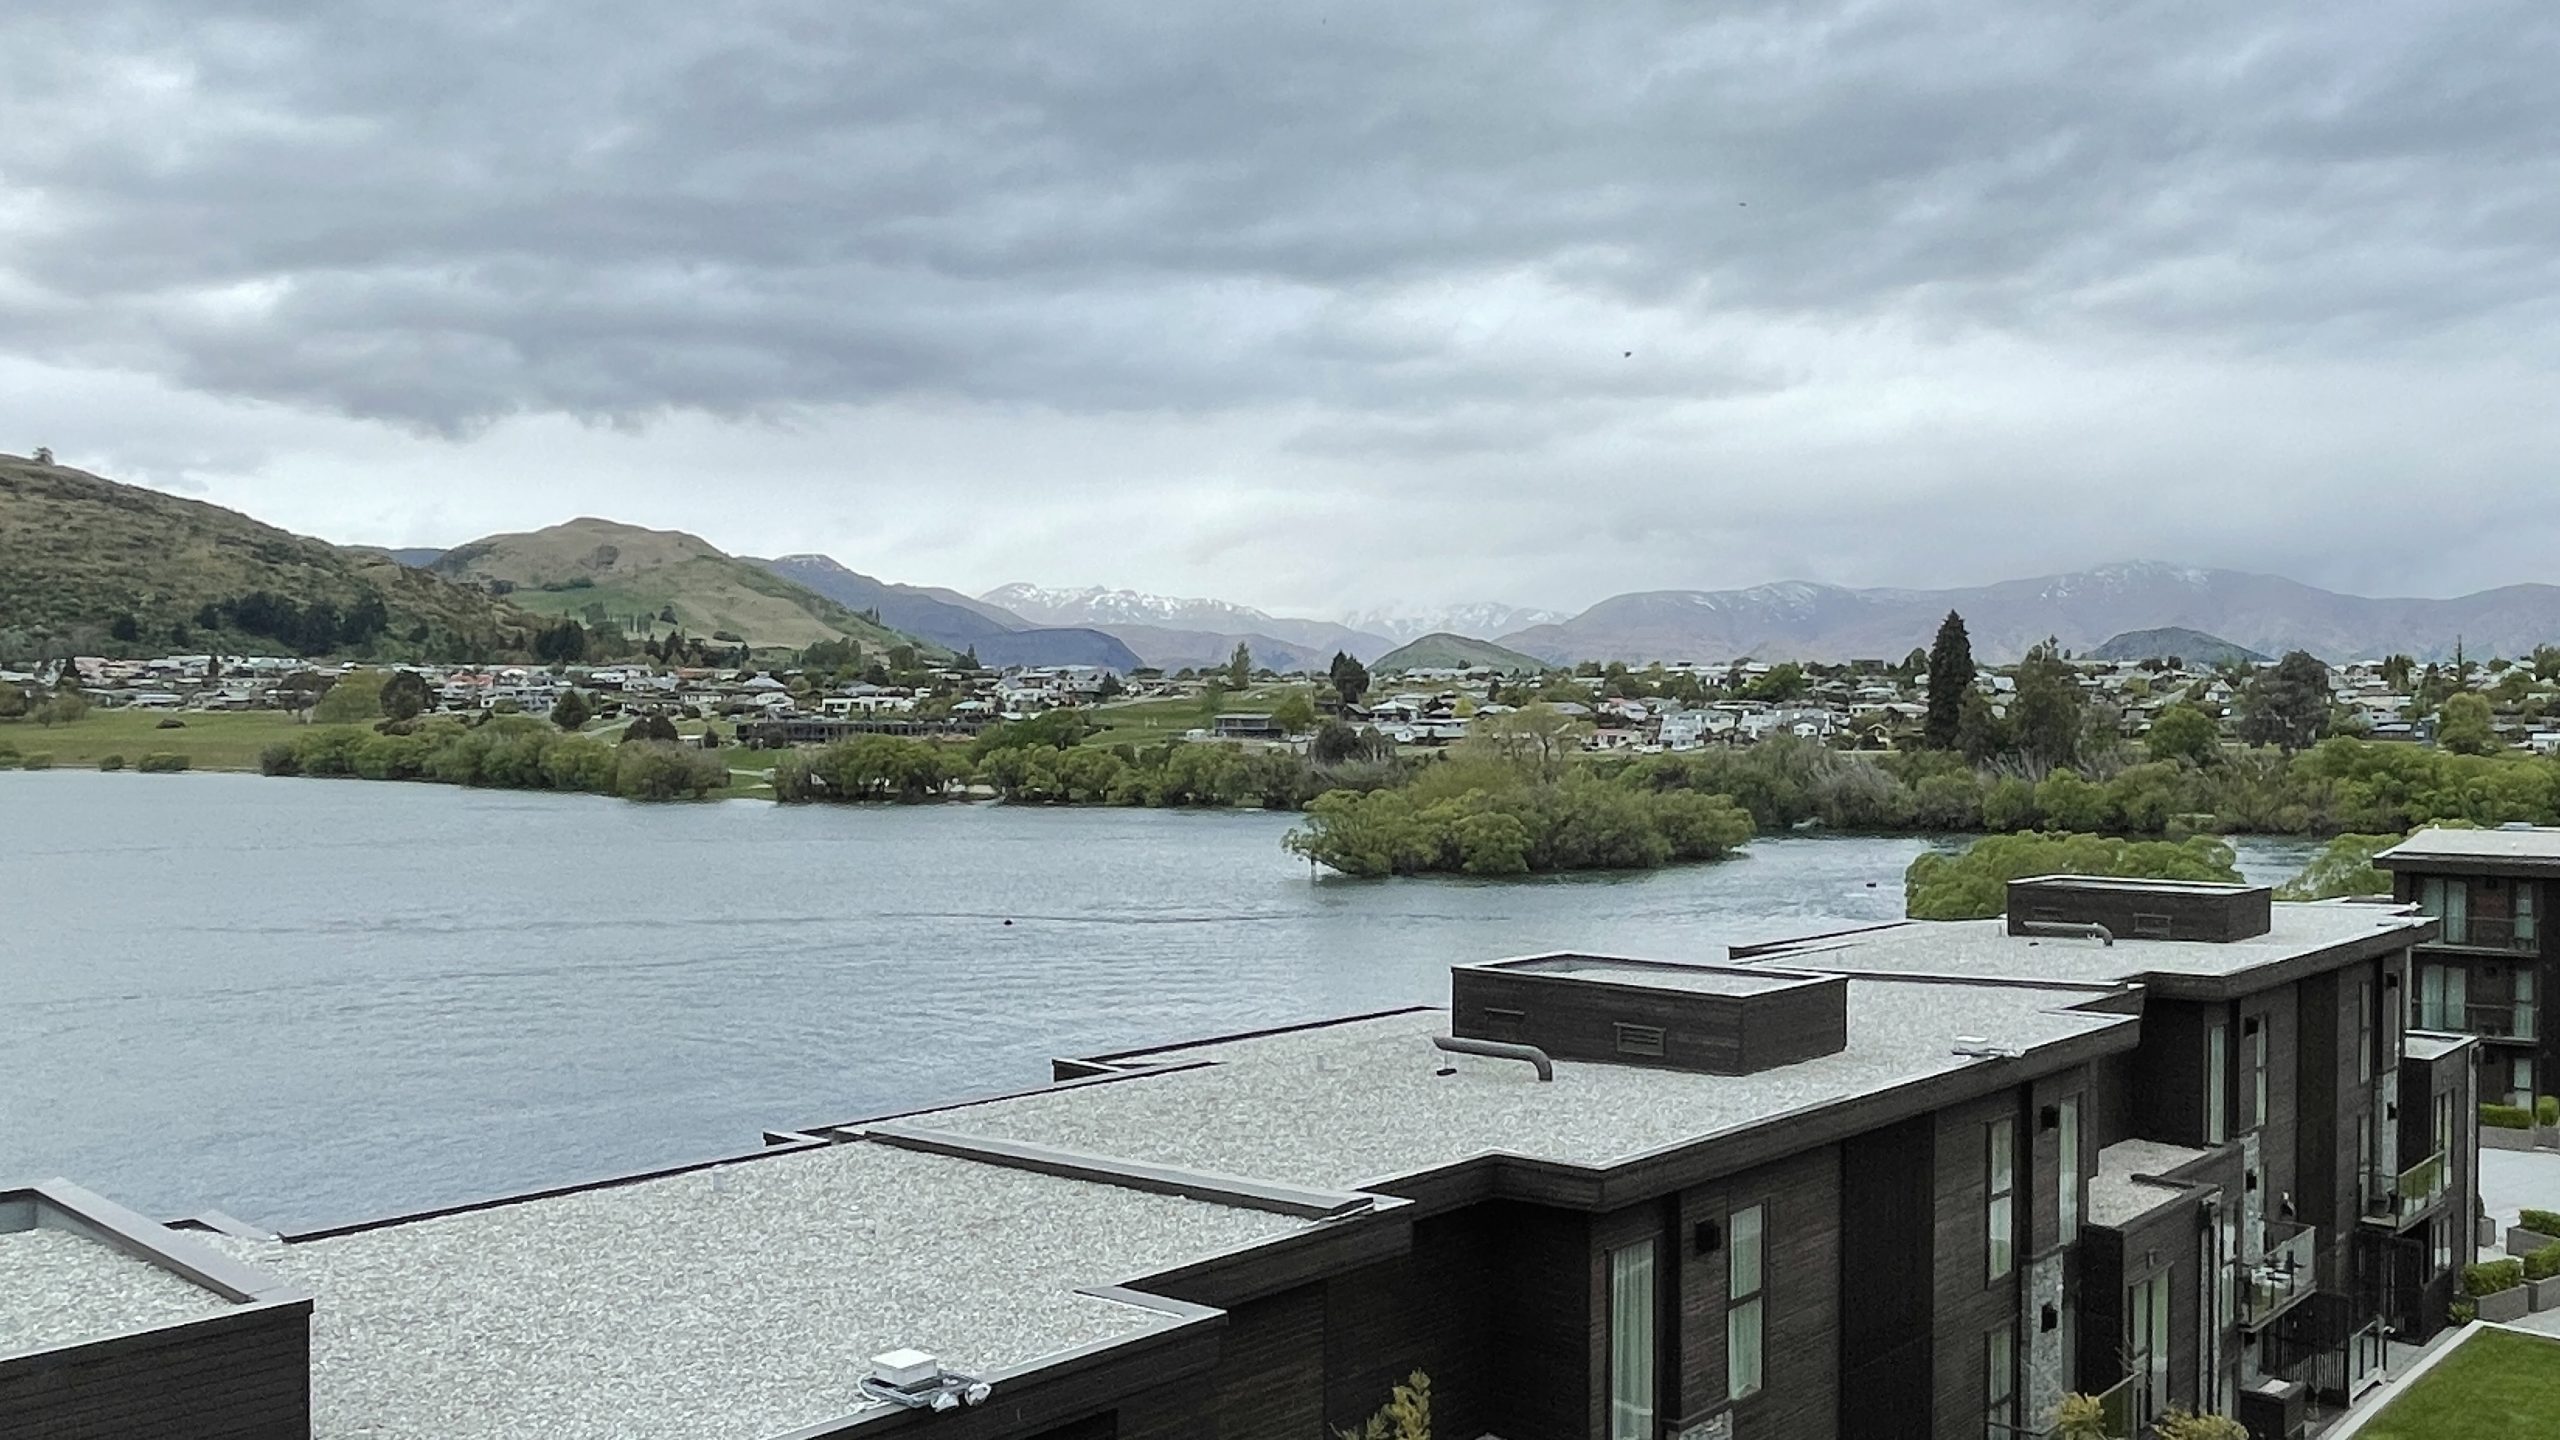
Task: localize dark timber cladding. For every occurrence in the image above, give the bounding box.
[2006,876,2273,943]
[1451,954,1847,1073]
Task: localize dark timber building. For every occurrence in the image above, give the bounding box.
[3,879,2475,1440]
[2376,825,2560,1108]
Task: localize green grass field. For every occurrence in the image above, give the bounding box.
[2358,1328,2560,1439]
[0,709,304,770]
[1079,685,1312,745]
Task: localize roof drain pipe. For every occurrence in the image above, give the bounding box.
[1433,1035,1554,1082]
[2015,920,2114,947]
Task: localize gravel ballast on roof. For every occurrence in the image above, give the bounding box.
[0,1226,236,1357]
[205,1144,1306,1440]
[928,979,2128,1193]
[1748,905,2427,987]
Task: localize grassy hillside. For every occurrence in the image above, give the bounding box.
[2088,627,2271,665]
[1372,631,1547,674]
[430,518,936,655]
[0,455,535,659]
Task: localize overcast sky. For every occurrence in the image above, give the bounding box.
[4,1,2555,618]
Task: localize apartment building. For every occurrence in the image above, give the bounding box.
[4,878,2469,1440]
[2376,825,2559,1107]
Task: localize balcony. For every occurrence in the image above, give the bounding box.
[2365,1150,2448,1228]
[2412,1000,2538,1041]
[2238,1221,2318,1330]
[2424,914,2538,953]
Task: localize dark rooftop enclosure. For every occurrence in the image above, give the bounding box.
[1450,954,1847,1074]
[2005,875,2273,944]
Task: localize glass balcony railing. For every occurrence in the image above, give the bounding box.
[2238,1221,2318,1329]
[2427,914,2537,952]
[2412,1001,2538,1040]
[2367,1150,2448,1226]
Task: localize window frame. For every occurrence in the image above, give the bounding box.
[1983,1321,2016,1440]
[1606,1238,1658,1440]
[2058,1095,2082,1246]
[1728,1202,1767,1402]
[1987,1117,2016,1284]
[2205,1020,2229,1145]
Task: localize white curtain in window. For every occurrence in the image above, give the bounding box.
[1728,1205,1766,1400]
[1609,1241,1656,1440]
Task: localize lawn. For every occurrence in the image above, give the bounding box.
[1079,685,1313,745]
[2356,1327,2560,1439]
[0,708,304,771]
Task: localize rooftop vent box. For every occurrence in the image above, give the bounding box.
[1451,954,1846,1074]
[2004,876,2271,944]
[870,1350,943,1390]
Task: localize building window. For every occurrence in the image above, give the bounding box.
[1607,1239,1656,1440]
[1984,1322,2016,1440]
[2420,876,2470,946]
[1728,1203,1766,1401]
[2059,1096,2082,1245]
[2249,1021,2269,1130]
[2359,980,2375,1083]
[2433,1215,2452,1273]
[2129,1271,2171,1431]
[1988,1118,2015,1283]
[2205,1021,2229,1144]
[2418,962,2468,1032]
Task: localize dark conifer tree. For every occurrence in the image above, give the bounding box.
[1923,610,1975,750]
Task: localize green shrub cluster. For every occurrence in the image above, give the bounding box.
[19,751,53,770]
[2519,1209,2560,1237]
[2523,1244,2560,1283]
[2449,1297,2478,1325]
[2464,1259,2526,1297]
[2541,1096,2559,1128]
[1285,773,1751,877]
[260,719,723,801]
[136,752,188,773]
[96,754,125,771]
[772,733,1351,811]
[2483,1103,2536,1131]
[1903,832,2244,920]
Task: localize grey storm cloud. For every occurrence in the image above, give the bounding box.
[5,0,2556,436]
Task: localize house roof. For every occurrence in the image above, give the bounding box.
[908,978,2132,1196]
[0,1225,237,1357]
[2378,826,2560,875]
[200,1142,1313,1440]
[1735,903,2430,1001]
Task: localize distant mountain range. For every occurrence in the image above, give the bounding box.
[754,555,1142,672]
[1491,563,2560,664]
[1343,602,1569,645]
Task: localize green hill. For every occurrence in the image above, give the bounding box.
[430,517,936,655]
[2088,627,2271,666]
[1371,631,1548,674]
[0,454,536,659]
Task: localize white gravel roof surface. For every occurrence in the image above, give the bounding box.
[204,1143,1307,1440]
[2086,1139,2212,1228]
[0,1226,236,1357]
[2405,1031,2473,1061]
[926,979,2129,1193]
[2380,827,2560,864]
[1747,906,2427,987]
[1495,958,1807,995]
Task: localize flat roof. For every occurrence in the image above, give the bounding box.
[1739,903,2428,993]
[2088,1139,2204,1228]
[916,978,2131,1194]
[2405,1030,2475,1062]
[2013,876,2269,897]
[0,1226,238,1357]
[202,1142,1309,1440]
[2379,827,2560,869]
[1482,955,1813,996]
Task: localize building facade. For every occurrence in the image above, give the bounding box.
[2377,826,2559,1107]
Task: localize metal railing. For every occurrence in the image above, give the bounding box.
[2429,914,2537,952]
[2412,1000,2538,1040]
[2239,1221,2318,1329]
[2367,1149,2447,1226]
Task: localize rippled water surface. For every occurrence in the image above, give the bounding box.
[0,772,2323,1229]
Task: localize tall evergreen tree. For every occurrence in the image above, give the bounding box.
[1328,651,1371,708]
[1923,611,1975,750]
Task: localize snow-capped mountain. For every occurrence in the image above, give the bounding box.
[979,584,1395,660]
[1339,603,1569,644]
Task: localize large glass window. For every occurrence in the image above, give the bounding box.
[1988,1119,2015,1283]
[1608,1240,1656,1440]
[2421,876,2470,946]
[2129,1271,2171,1431]
[1983,1323,2016,1440]
[2205,1021,2229,1144]
[2249,1022,2269,1130]
[2359,980,2375,1082]
[2418,963,2468,1032]
[1728,1204,1766,1401]
[2059,1096,2083,1245]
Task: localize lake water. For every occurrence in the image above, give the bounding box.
[0,772,2324,1231]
